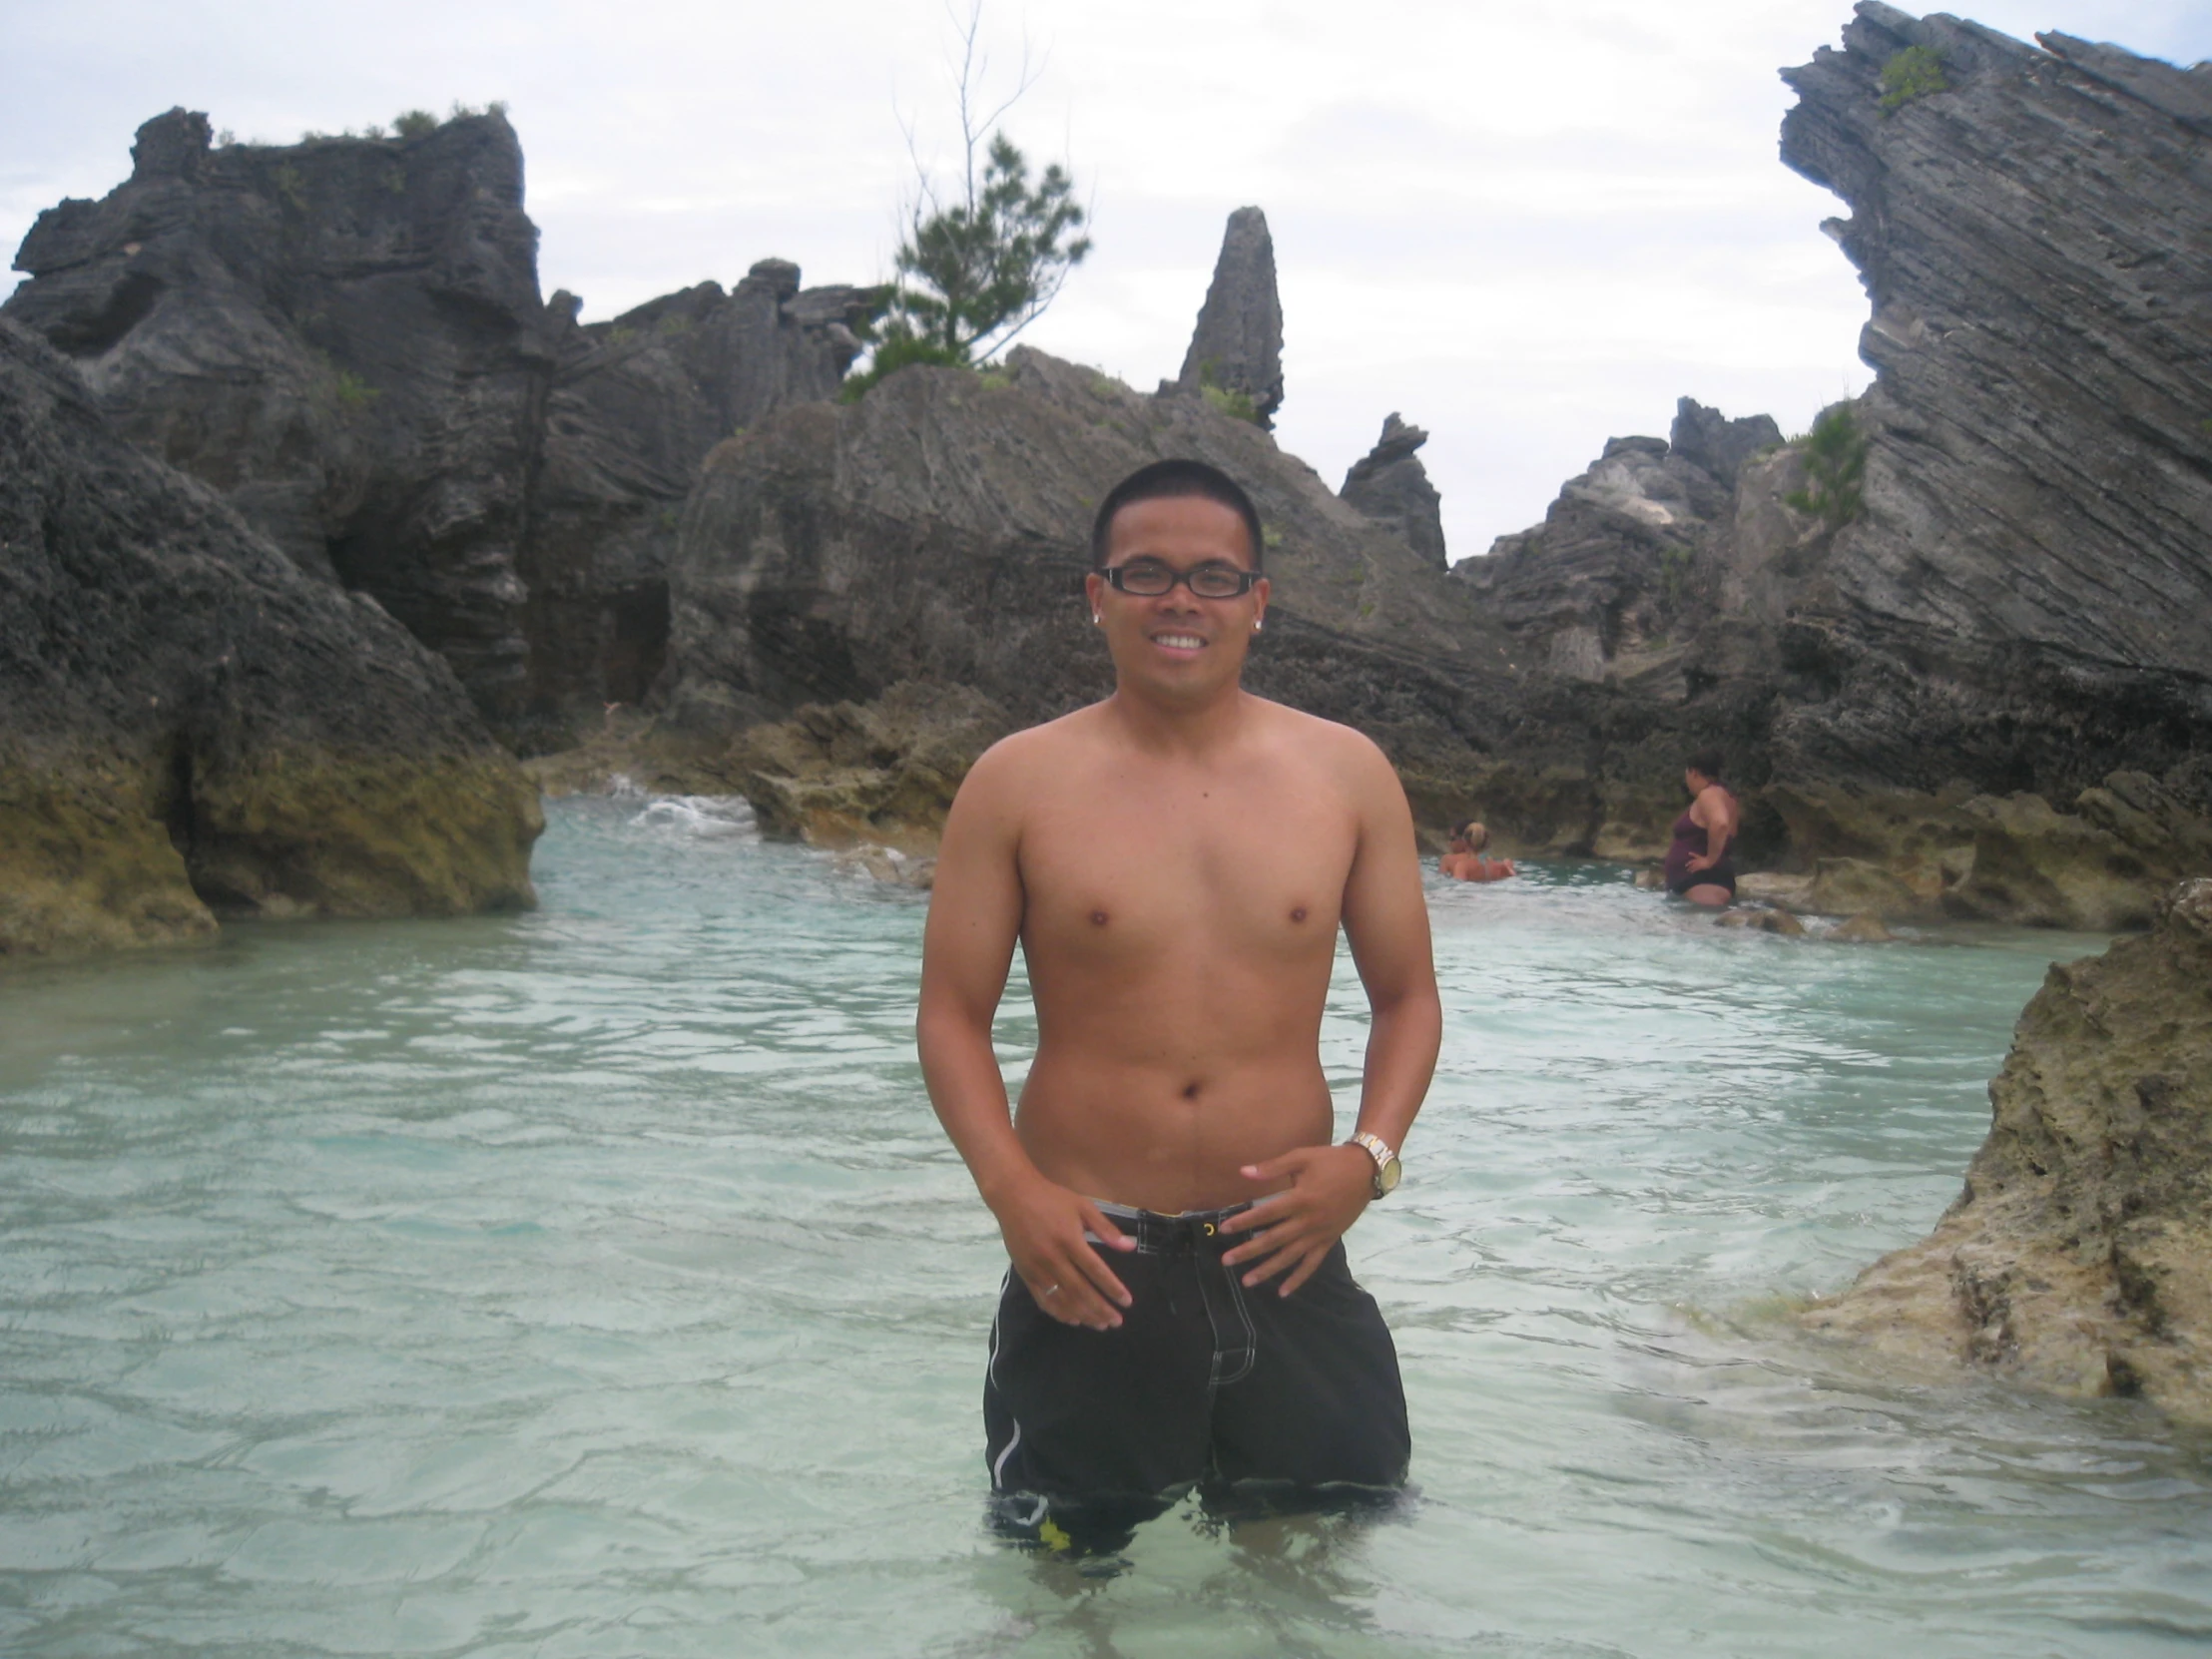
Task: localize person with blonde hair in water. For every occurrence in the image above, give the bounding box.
[1439,821,1515,882]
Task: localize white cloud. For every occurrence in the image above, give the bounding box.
[4,0,2207,555]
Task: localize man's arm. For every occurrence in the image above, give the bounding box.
[915,742,1134,1331]
[1222,734,1442,1294]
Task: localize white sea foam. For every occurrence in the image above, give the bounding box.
[627,794,757,839]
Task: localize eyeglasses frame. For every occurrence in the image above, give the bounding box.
[1093,560,1266,600]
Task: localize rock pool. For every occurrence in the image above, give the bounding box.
[3,796,2207,1656]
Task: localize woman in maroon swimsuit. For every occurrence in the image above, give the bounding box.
[1664,751,1738,907]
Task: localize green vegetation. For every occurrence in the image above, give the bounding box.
[393,110,438,139]
[1200,381,1261,424]
[836,327,969,402]
[382,163,406,195]
[1657,542,1696,605]
[1785,403,1869,528]
[857,3,1088,382]
[272,163,307,211]
[1880,45,1948,113]
[331,370,381,409]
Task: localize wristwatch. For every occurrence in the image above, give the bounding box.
[1347,1132,1402,1199]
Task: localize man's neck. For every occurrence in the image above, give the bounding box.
[1103,681,1253,756]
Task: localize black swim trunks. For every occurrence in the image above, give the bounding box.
[983,1202,1409,1551]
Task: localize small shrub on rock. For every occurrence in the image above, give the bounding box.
[1880,45,1948,113]
[392,110,438,139]
[1786,403,1868,528]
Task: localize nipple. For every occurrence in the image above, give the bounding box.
[1290,905,1308,923]
[1090,910,1108,926]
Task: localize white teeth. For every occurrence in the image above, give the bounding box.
[1155,634,1204,649]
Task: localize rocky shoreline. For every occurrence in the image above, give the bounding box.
[10,8,2206,943]
[1803,878,2212,1422]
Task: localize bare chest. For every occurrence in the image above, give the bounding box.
[1017,766,1357,964]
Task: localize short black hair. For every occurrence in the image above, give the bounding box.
[1686,749,1724,782]
[1090,458,1265,572]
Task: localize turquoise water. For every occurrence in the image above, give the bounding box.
[3,794,2208,1657]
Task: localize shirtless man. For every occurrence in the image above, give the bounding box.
[916,459,1441,1548]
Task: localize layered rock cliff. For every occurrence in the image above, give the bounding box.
[1803,878,2212,1422]
[0,318,540,957]
[1443,6,2212,922]
[5,109,877,745]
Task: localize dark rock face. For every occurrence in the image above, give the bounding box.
[1451,425,1748,692]
[1176,207,1284,425]
[1770,4,2212,802]
[5,110,880,745]
[7,108,550,718]
[0,318,539,956]
[1341,413,1446,568]
[1804,877,2212,1422]
[1667,397,1782,490]
[1438,9,2212,915]
[659,346,1529,830]
[524,262,877,736]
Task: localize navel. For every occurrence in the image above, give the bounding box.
[1181,1080,1202,1101]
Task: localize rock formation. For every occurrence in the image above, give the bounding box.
[5,109,879,746]
[1175,208,1284,426]
[1769,5,2212,808]
[1803,877,2212,1422]
[525,262,879,739]
[1341,413,1446,568]
[7,108,550,719]
[653,345,1538,835]
[0,318,540,957]
[1445,9,2212,922]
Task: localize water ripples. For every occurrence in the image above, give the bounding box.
[1,798,2207,1655]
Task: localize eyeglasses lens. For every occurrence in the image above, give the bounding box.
[1111,562,1250,598]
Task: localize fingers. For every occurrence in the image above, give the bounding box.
[1276,1243,1331,1297]
[1079,1200,1136,1254]
[1023,1230,1131,1332]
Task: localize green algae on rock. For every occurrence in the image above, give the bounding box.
[1803,878,2212,1421]
[1,317,539,959]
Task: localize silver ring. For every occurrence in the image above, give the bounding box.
[1042,1284,1061,1298]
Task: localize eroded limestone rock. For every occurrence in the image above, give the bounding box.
[0,317,539,957]
[1803,878,2212,1420]
[1176,207,1284,426]
[1341,413,1445,568]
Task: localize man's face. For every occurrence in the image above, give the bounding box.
[1085,494,1269,702]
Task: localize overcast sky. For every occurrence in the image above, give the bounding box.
[6,0,2209,558]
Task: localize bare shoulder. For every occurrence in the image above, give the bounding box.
[948,705,1106,818]
[1251,698,1401,794]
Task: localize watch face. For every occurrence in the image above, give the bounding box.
[1379,1157,1402,1195]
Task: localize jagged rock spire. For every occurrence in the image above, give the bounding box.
[1341,413,1445,567]
[1177,207,1284,427]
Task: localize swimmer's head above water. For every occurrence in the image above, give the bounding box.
[1449,820,1489,852]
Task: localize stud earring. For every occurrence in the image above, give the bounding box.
[1092,612,1102,625]
[1253,618,1264,633]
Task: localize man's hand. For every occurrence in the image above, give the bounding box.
[1218,1144,1374,1296]
[989,1173,1137,1331]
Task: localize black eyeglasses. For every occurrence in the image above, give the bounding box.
[1096,559,1263,599]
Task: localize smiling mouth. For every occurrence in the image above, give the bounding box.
[1151,633,1206,650]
